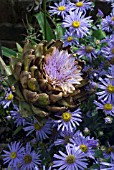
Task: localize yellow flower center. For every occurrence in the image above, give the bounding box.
[72,21,80,28]
[7,93,13,100]
[62,112,72,122]
[107,84,114,93]
[58,6,66,11]
[66,154,76,164]
[107,146,114,153]
[67,36,73,42]
[104,104,112,110]
[85,46,94,53]
[64,136,71,144]
[10,152,17,159]
[76,1,83,7]
[80,144,88,152]
[111,48,114,54]
[111,17,114,21]
[24,155,32,164]
[34,123,42,130]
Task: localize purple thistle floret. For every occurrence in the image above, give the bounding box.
[2,141,24,168]
[62,9,92,38]
[44,47,83,94]
[53,144,88,170]
[19,142,40,170]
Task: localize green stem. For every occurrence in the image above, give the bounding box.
[43,0,47,40]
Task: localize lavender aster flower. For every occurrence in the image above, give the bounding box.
[23,118,52,141]
[53,144,88,170]
[94,100,114,116]
[101,13,114,32]
[19,143,40,170]
[76,45,97,60]
[2,141,24,168]
[62,30,78,47]
[62,9,92,38]
[49,0,69,18]
[96,77,114,104]
[70,0,93,13]
[55,108,82,132]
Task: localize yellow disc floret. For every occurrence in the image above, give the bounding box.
[72,21,80,28]
[34,123,42,130]
[62,112,72,122]
[10,152,17,159]
[7,93,13,100]
[107,84,114,93]
[111,17,114,21]
[58,6,66,11]
[76,1,83,7]
[24,155,32,164]
[66,154,76,164]
[104,104,112,110]
[80,144,88,152]
[111,48,114,54]
[67,36,73,42]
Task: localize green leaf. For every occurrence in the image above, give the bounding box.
[55,23,65,39]
[92,29,106,40]
[35,12,55,42]
[13,126,23,136]
[2,46,17,58]
[16,43,23,53]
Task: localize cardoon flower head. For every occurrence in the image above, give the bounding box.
[23,118,52,141]
[44,47,83,94]
[62,30,78,47]
[94,100,114,116]
[62,9,92,38]
[55,108,82,132]
[49,0,69,18]
[19,143,40,170]
[96,77,114,104]
[0,88,14,109]
[76,45,97,60]
[53,144,88,170]
[2,141,24,168]
[70,0,93,13]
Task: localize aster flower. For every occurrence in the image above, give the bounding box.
[62,9,92,38]
[0,88,14,109]
[62,30,78,47]
[76,45,97,61]
[101,13,114,32]
[55,108,82,132]
[19,142,40,170]
[53,144,88,170]
[2,141,24,168]
[70,0,93,13]
[96,77,114,104]
[23,118,52,141]
[97,9,104,18]
[49,0,69,18]
[94,100,114,116]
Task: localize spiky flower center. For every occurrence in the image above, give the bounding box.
[34,123,42,130]
[104,104,112,110]
[58,6,66,11]
[62,112,72,122]
[24,155,32,164]
[10,152,17,159]
[72,21,80,28]
[67,36,73,42]
[107,146,114,153]
[107,84,114,93]
[85,46,94,53]
[111,17,114,21]
[66,154,76,164]
[76,1,83,7]
[80,144,88,152]
[7,93,13,100]
[111,48,114,54]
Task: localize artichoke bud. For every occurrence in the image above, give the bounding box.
[13,62,22,80]
[19,101,33,117]
[58,99,76,109]
[23,89,39,102]
[24,55,35,71]
[32,105,48,117]
[35,43,44,58]
[49,92,63,103]
[28,78,38,91]
[20,71,31,88]
[37,93,50,106]
[47,106,67,113]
